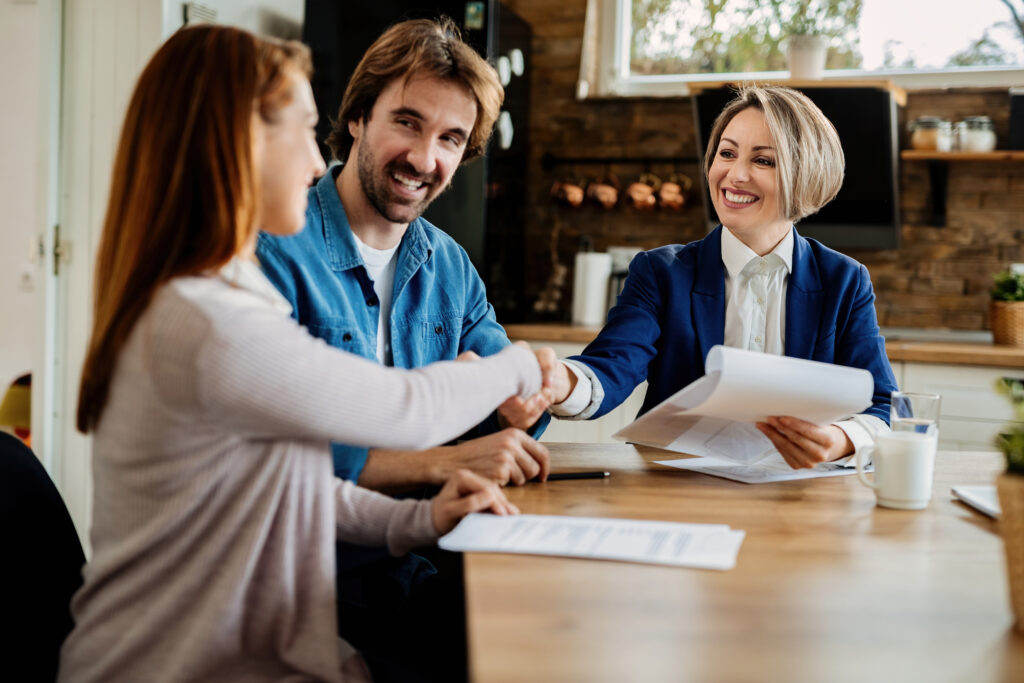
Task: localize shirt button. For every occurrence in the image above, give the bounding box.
[366,297,378,307]
[757,298,764,305]
[754,335,762,343]
[435,325,444,334]
[342,333,352,342]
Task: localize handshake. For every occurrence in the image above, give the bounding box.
[456,342,576,430]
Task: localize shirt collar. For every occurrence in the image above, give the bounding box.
[217,257,293,315]
[315,164,431,271]
[721,225,794,278]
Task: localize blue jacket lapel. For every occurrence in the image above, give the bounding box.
[785,229,824,360]
[692,227,726,365]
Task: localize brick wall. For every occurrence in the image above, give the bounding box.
[504,0,1024,331]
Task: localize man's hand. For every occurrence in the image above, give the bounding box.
[428,428,550,485]
[497,393,551,430]
[358,428,551,492]
[431,469,519,536]
[755,416,853,469]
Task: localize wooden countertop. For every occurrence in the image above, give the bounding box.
[504,323,1024,369]
[885,341,1024,367]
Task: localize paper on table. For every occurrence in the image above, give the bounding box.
[951,484,1000,518]
[613,346,873,482]
[439,513,745,570]
[657,455,859,484]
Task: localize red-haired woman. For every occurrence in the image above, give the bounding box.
[59,25,550,683]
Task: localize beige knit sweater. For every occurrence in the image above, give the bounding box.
[57,261,540,682]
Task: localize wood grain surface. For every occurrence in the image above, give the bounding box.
[464,443,1024,682]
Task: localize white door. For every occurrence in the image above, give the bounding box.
[45,0,304,552]
[47,0,172,553]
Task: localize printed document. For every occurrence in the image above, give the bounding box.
[439,513,745,570]
[613,346,873,483]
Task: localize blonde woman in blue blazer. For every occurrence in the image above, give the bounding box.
[545,86,897,469]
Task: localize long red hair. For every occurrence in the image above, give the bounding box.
[76,25,310,432]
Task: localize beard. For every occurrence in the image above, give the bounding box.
[357,141,444,225]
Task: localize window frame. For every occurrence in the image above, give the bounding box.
[597,0,1024,97]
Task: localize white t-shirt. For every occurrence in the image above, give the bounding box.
[353,235,399,366]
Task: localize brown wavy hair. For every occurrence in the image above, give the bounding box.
[325,17,503,164]
[76,25,311,432]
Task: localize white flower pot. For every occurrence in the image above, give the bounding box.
[787,34,828,80]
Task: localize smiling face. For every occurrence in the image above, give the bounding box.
[254,73,327,238]
[346,75,476,227]
[708,107,792,249]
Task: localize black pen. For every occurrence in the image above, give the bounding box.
[535,471,611,482]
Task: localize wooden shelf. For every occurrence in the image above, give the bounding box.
[899,150,1024,226]
[901,150,1024,162]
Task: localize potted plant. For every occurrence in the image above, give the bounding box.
[785,1,829,79]
[991,268,1024,346]
[996,377,1024,631]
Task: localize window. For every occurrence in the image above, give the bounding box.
[579,0,1024,97]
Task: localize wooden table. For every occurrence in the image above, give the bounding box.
[464,444,1024,682]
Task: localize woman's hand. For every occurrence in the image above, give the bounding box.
[494,343,559,428]
[431,469,520,535]
[534,349,575,406]
[755,417,853,469]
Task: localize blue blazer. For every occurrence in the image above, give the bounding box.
[571,226,897,423]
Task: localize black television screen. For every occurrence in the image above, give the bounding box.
[692,85,901,250]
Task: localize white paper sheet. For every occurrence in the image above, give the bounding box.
[439,513,745,570]
[656,455,861,484]
[613,346,874,482]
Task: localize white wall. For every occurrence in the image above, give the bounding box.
[0,0,304,394]
[207,0,303,37]
[0,0,43,392]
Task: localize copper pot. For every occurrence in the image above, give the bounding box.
[657,173,692,211]
[551,180,585,208]
[626,173,660,211]
[587,176,619,210]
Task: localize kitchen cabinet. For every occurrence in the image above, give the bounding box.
[900,362,1024,451]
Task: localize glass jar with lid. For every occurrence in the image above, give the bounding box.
[909,116,953,152]
[956,116,996,152]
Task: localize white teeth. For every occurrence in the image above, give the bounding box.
[724,189,756,204]
[392,173,425,191]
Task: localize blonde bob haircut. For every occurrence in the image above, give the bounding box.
[325,17,504,164]
[703,85,845,222]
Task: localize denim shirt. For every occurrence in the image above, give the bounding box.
[257,167,548,480]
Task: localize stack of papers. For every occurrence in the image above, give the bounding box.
[439,513,745,570]
[613,346,874,483]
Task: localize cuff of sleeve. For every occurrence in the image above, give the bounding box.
[332,443,370,482]
[500,343,542,399]
[832,414,889,467]
[549,360,604,420]
[387,499,438,557]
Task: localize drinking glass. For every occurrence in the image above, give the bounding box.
[890,391,941,438]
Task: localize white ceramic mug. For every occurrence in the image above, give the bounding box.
[856,431,937,510]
